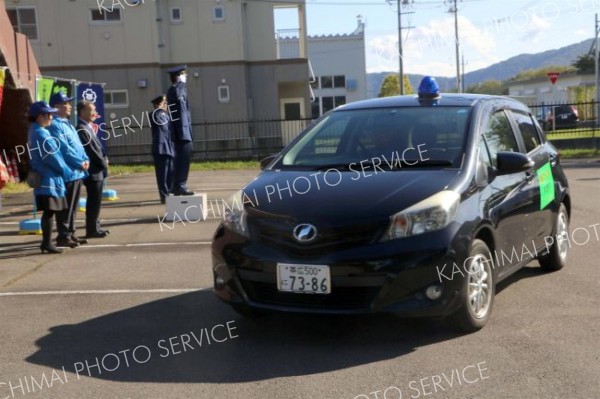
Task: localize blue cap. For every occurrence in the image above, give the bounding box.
[418,76,441,99]
[28,101,58,117]
[49,92,74,107]
[166,65,187,75]
[150,95,166,105]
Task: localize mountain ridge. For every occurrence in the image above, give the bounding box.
[367,38,594,97]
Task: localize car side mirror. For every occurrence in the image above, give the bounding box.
[496,151,534,175]
[260,154,277,170]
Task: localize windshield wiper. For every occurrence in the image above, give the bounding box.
[312,163,355,171]
[399,159,454,167]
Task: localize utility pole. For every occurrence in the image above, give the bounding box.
[397,0,414,95]
[461,53,466,93]
[596,14,600,127]
[446,0,461,92]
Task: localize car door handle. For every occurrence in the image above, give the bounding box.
[548,154,558,166]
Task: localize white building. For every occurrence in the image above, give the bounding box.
[277,19,367,117]
[507,72,595,105]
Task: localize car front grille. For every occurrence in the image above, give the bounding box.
[249,216,385,258]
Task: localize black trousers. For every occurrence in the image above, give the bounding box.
[84,178,104,235]
[173,141,192,193]
[42,210,57,247]
[153,154,174,201]
[55,179,82,239]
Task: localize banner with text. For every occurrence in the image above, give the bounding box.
[77,83,106,153]
[36,77,74,103]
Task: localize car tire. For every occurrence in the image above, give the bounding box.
[448,239,495,333]
[538,203,569,271]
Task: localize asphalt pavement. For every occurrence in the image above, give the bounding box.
[0,164,599,399]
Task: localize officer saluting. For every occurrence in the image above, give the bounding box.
[150,95,174,204]
[166,65,194,196]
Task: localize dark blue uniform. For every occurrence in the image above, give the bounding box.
[151,108,175,203]
[166,81,193,194]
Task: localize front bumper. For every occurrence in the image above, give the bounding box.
[212,223,469,317]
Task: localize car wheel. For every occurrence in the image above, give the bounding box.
[448,239,495,333]
[538,203,569,271]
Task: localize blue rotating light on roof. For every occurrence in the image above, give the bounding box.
[418,76,441,100]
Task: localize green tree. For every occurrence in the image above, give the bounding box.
[572,54,594,74]
[465,80,508,95]
[378,74,414,97]
[510,65,576,82]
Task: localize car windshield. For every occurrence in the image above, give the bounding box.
[276,106,471,170]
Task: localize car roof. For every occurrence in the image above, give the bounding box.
[336,93,530,113]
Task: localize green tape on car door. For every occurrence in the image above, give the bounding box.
[537,162,555,210]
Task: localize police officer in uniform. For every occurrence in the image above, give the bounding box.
[166,65,194,196]
[150,95,174,204]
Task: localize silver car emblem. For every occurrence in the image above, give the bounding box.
[293,224,318,243]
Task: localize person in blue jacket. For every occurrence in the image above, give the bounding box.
[27,101,72,254]
[166,65,195,196]
[150,95,175,204]
[48,92,90,248]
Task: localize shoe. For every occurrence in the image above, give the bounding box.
[174,190,195,196]
[56,237,79,248]
[86,231,108,238]
[71,235,88,245]
[99,229,110,235]
[41,244,63,254]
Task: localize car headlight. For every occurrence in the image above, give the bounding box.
[382,191,460,241]
[223,190,249,237]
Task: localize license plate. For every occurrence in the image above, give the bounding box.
[560,115,567,120]
[277,264,331,294]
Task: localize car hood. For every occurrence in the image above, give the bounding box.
[242,169,460,221]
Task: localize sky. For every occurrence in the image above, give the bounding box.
[274,0,598,76]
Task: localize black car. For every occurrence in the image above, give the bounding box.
[212,77,570,332]
[536,105,579,130]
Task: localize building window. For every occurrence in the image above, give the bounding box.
[104,90,129,108]
[218,85,230,103]
[6,8,38,40]
[91,8,122,23]
[213,6,225,21]
[170,7,182,23]
[315,96,347,116]
[317,76,346,90]
[333,75,346,88]
[320,76,333,89]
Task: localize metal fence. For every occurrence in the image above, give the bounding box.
[105,117,314,164]
[527,101,599,149]
[105,100,600,164]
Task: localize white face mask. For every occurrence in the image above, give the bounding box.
[178,74,188,84]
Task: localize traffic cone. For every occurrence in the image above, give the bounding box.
[102,180,118,201]
[19,199,42,235]
[10,155,20,183]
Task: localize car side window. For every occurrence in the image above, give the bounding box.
[512,111,541,153]
[482,110,519,168]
